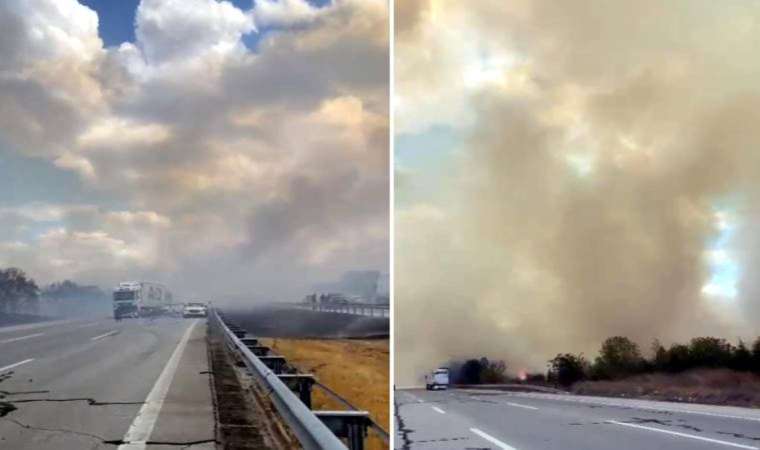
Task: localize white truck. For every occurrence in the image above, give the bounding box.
[113,281,173,319]
[425,367,450,390]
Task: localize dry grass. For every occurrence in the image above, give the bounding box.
[573,369,760,407]
[263,337,389,450]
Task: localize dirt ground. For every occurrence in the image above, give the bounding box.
[263,337,390,450]
[573,368,760,408]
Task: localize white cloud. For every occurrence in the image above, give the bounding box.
[252,0,322,28]
[0,0,102,66]
[0,0,388,297]
[135,0,254,64]
[54,152,96,180]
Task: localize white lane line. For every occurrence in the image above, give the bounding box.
[77,322,101,328]
[117,320,198,450]
[0,319,74,334]
[91,330,119,341]
[405,393,424,403]
[470,428,517,450]
[0,358,35,373]
[0,333,44,344]
[507,402,538,410]
[607,420,758,449]
[431,406,446,414]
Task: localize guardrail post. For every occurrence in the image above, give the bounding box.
[259,355,287,374]
[314,412,370,450]
[278,374,316,408]
[240,337,259,346]
[246,345,271,357]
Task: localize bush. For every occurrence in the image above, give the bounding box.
[548,353,588,387]
[688,337,733,368]
[591,336,645,380]
[664,343,691,373]
[730,341,752,372]
[752,337,760,374]
[453,357,508,384]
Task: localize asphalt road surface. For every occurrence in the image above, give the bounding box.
[395,388,760,450]
[0,317,215,449]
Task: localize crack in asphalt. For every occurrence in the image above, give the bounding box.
[2,417,217,448]
[1,417,108,443]
[0,389,51,396]
[102,438,218,447]
[6,398,144,406]
[716,431,760,442]
[0,401,17,417]
[394,400,414,450]
[627,417,703,432]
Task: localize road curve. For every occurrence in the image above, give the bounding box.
[0,317,214,449]
[395,388,760,450]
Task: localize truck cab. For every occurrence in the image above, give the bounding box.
[425,367,450,390]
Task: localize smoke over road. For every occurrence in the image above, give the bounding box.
[395,0,760,384]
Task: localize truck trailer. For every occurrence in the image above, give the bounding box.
[113,281,173,319]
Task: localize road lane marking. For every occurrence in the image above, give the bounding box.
[77,322,101,328]
[405,392,423,403]
[0,319,74,334]
[432,406,446,414]
[91,330,119,341]
[0,333,44,344]
[470,428,517,450]
[117,320,198,450]
[607,420,758,449]
[0,358,34,373]
[507,402,538,410]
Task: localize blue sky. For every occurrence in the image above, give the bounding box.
[79,0,332,49]
[396,125,461,207]
[0,143,122,208]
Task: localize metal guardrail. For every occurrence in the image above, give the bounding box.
[211,308,348,450]
[294,302,390,318]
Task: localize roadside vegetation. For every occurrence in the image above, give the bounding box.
[452,335,760,407]
[0,266,108,321]
[547,336,760,387]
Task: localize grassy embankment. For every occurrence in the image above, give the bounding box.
[262,338,389,450]
[572,368,760,407]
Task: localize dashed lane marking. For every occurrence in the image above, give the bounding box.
[607,420,758,449]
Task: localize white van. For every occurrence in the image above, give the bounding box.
[425,367,450,390]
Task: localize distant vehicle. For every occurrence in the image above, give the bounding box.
[325,293,350,304]
[113,281,173,319]
[425,367,450,390]
[183,302,208,318]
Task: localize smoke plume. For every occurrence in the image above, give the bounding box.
[395,0,760,384]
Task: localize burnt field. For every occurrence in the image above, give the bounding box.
[221,304,389,338]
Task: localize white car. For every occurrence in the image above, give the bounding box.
[425,367,450,390]
[183,302,208,318]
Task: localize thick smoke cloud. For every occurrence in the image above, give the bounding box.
[0,0,388,303]
[395,0,760,384]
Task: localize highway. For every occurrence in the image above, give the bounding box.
[0,317,215,449]
[395,388,760,450]
[294,303,390,319]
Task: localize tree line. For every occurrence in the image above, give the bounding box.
[548,335,760,387]
[0,267,107,315]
